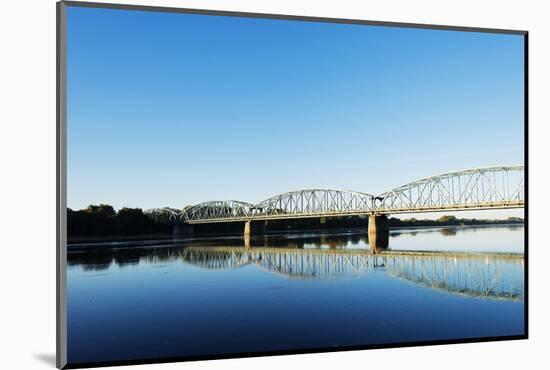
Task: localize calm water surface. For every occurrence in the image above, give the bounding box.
[67,225,525,365]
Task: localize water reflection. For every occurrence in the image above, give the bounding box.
[390,224,523,238]
[68,230,524,300]
[182,247,522,300]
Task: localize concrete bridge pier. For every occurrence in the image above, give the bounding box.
[368,214,388,234]
[244,220,266,236]
[368,214,389,251]
[173,224,194,237]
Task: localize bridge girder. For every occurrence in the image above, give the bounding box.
[375,165,524,213]
[180,200,255,222]
[250,189,375,219]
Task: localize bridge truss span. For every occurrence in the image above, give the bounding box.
[250,189,376,220]
[375,165,524,214]
[180,200,255,223]
[144,207,181,222]
[146,165,524,224]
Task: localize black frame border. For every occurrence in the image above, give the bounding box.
[56,1,529,369]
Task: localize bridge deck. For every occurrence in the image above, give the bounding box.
[185,201,524,224]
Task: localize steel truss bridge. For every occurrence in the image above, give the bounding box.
[179,247,524,300]
[145,165,524,224]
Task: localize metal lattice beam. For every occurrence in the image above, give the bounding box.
[180,200,255,222]
[375,165,524,213]
[143,207,181,222]
[250,189,375,220]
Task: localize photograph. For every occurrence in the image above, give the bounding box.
[59,2,526,368]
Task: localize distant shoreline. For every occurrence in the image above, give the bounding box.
[389,222,524,231]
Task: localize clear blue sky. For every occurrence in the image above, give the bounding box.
[67,6,524,219]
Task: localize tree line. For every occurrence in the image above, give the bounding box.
[67,204,173,238]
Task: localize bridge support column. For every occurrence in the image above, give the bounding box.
[368,214,388,234]
[173,224,194,237]
[244,220,266,236]
[368,214,389,251]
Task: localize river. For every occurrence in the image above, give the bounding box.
[66,224,525,365]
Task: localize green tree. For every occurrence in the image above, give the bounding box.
[85,204,116,217]
[437,215,458,224]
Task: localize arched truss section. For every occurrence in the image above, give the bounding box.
[180,200,255,222]
[251,189,375,219]
[144,207,181,222]
[375,165,524,213]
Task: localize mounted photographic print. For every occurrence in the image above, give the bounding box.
[57,1,528,368]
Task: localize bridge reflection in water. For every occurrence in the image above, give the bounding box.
[68,228,524,301]
[180,246,524,300]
